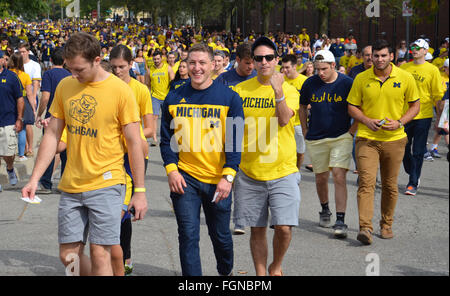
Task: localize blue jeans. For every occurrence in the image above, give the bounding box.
[170,170,233,276]
[18,126,26,156]
[403,118,432,187]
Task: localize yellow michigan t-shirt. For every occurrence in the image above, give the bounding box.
[234,77,299,181]
[400,61,445,119]
[347,64,419,142]
[49,74,140,193]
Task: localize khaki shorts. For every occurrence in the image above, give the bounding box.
[305,132,353,174]
[0,125,18,157]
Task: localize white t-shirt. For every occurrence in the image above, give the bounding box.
[24,59,41,93]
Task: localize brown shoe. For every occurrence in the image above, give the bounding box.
[380,227,394,239]
[357,229,373,245]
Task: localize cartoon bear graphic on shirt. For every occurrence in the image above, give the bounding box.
[69,94,97,124]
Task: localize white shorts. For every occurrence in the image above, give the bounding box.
[0,125,18,157]
[294,125,306,154]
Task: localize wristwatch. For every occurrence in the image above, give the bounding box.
[397,120,403,128]
[223,175,234,183]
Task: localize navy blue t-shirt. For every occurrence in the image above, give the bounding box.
[330,43,345,58]
[41,67,71,118]
[215,68,257,87]
[0,68,23,127]
[300,73,353,140]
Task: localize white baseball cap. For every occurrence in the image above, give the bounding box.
[425,53,433,61]
[314,50,335,63]
[411,38,429,49]
[444,59,449,68]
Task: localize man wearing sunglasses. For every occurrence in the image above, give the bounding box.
[400,39,445,196]
[233,37,301,276]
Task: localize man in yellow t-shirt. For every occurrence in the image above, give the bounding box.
[233,37,300,276]
[400,39,445,196]
[347,39,420,245]
[21,32,148,276]
[149,50,174,143]
[281,54,308,169]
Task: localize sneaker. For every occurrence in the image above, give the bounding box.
[423,151,434,162]
[7,169,18,186]
[404,185,417,196]
[0,184,2,192]
[319,210,332,228]
[233,227,245,235]
[431,148,441,158]
[17,156,28,162]
[305,164,313,172]
[332,220,348,238]
[380,227,394,239]
[357,229,373,245]
[36,184,52,194]
[124,263,133,276]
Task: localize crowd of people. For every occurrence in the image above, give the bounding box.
[0,17,449,276]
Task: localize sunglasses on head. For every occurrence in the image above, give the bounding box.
[253,54,276,62]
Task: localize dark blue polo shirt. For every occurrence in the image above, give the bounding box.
[0,68,23,127]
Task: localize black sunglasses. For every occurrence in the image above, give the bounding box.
[253,54,276,62]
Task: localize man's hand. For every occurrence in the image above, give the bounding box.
[128,192,148,221]
[14,119,23,133]
[363,118,383,132]
[270,72,285,95]
[381,117,401,131]
[168,170,187,194]
[213,178,232,204]
[21,180,39,201]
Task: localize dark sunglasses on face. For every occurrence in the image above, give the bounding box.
[253,54,276,62]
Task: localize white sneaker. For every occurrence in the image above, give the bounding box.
[17,156,28,162]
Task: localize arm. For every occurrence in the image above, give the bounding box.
[25,84,36,111]
[142,113,154,139]
[348,104,382,132]
[15,97,25,133]
[382,100,420,131]
[22,116,64,198]
[299,104,309,137]
[215,93,245,203]
[271,72,294,127]
[168,65,175,81]
[36,91,50,127]
[159,98,187,194]
[123,121,148,221]
[31,80,40,103]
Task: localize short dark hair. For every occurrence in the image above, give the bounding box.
[188,43,214,61]
[236,42,252,59]
[63,32,101,62]
[51,48,65,66]
[110,45,133,63]
[282,54,297,66]
[17,42,30,51]
[153,50,163,58]
[372,39,393,54]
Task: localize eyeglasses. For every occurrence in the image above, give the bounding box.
[253,54,276,62]
[410,45,422,51]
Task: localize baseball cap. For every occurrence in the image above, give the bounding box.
[444,59,449,68]
[411,38,429,49]
[425,52,433,61]
[314,50,335,63]
[251,36,278,55]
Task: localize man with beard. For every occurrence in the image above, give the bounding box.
[347,39,420,245]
